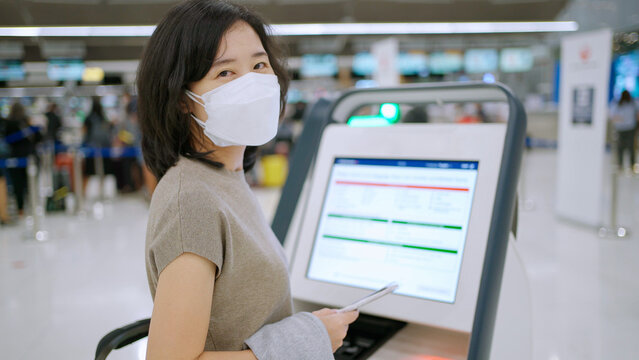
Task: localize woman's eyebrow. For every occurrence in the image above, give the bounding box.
[212,57,236,67]
[212,51,267,67]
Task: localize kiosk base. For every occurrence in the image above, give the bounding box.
[335,313,406,360]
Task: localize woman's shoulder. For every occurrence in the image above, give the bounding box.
[152,158,226,212]
[147,159,232,250]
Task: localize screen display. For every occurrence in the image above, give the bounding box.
[300,54,338,78]
[464,49,498,74]
[0,60,25,81]
[612,50,639,99]
[429,51,463,74]
[47,59,85,81]
[306,158,479,304]
[352,52,377,76]
[398,52,428,75]
[499,48,533,72]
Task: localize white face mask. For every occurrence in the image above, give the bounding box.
[185,72,281,147]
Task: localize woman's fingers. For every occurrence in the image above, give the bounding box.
[312,308,336,316]
[340,310,359,325]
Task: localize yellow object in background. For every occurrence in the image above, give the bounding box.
[82,67,105,82]
[261,154,288,187]
[118,129,135,145]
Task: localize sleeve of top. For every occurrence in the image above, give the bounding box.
[244,312,334,360]
[147,181,228,279]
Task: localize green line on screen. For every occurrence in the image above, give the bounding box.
[391,220,462,230]
[327,214,388,222]
[323,234,458,254]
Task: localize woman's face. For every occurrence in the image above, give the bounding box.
[187,21,275,122]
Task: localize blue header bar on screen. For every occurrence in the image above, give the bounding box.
[334,158,478,170]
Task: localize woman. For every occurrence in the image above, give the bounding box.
[0,115,10,224]
[611,90,639,171]
[137,1,358,359]
[5,102,40,217]
[83,97,113,180]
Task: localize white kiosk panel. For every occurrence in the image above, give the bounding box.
[290,123,506,333]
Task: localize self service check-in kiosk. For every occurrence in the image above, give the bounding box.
[95,82,528,360]
[273,82,528,360]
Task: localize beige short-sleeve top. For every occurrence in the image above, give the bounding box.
[145,156,293,351]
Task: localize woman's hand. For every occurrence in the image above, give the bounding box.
[312,308,359,352]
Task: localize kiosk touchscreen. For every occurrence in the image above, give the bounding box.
[307,157,478,305]
[290,123,506,333]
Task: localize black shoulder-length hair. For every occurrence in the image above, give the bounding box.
[137,0,289,179]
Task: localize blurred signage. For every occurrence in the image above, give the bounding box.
[429,51,463,74]
[47,58,85,81]
[0,60,25,81]
[352,52,377,76]
[499,48,533,72]
[353,52,429,76]
[464,49,498,74]
[300,54,338,78]
[398,52,428,76]
[556,29,612,226]
[372,38,399,86]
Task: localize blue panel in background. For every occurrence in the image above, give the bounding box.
[611,50,639,100]
[47,59,85,81]
[553,60,560,104]
[0,60,25,81]
[300,54,338,78]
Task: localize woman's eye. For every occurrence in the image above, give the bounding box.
[218,70,232,78]
[254,62,267,70]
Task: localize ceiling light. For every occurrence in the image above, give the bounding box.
[0,22,578,38]
[0,26,155,37]
[271,22,579,35]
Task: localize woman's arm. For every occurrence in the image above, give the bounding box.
[196,351,255,360]
[147,252,256,360]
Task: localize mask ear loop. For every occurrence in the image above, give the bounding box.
[185,90,208,128]
[189,113,207,128]
[185,90,206,108]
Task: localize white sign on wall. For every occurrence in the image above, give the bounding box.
[372,38,399,87]
[556,29,612,226]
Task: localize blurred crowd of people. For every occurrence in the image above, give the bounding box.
[0,94,156,225]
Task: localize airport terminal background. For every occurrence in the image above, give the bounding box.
[1,0,638,359]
